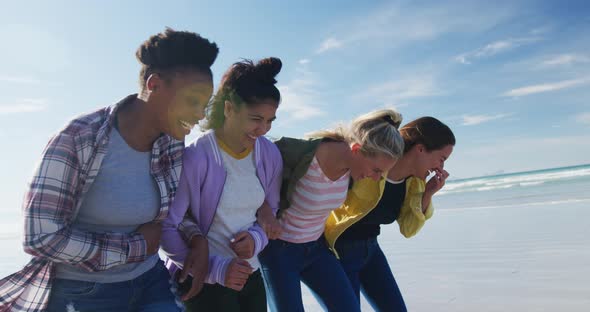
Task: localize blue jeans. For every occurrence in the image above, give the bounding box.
[336,237,407,312]
[259,238,360,312]
[47,260,182,312]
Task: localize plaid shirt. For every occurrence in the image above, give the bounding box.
[0,95,184,312]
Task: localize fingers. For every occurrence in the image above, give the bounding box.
[227,281,246,291]
[230,232,254,259]
[181,278,204,301]
[225,259,252,291]
[179,252,194,283]
[235,259,253,274]
[232,231,250,243]
[269,223,283,239]
[231,243,250,259]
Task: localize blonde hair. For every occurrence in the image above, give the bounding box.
[306,109,405,159]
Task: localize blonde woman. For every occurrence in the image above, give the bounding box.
[259,110,404,312]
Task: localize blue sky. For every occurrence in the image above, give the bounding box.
[1,0,589,212]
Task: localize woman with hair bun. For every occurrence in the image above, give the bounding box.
[258,109,404,312]
[161,58,283,311]
[325,116,456,311]
[0,28,218,312]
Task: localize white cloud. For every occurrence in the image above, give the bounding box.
[529,26,552,35]
[0,99,48,114]
[298,59,310,65]
[0,75,41,84]
[316,38,343,54]
[356,75,441,107]
[461,113,511,126]
[277,63,325,120]
[541,54,590,67]
[456,37,541,64]
[503,77,589,97]
[575,112,590,125]
[315,2,514,54]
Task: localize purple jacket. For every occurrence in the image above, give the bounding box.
[161,130,282,286]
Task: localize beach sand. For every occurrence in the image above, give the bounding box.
[302,200,590,311]
[2,200,589,311]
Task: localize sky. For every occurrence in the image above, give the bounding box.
[1,0,589,212]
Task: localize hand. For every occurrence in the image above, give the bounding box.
[178,235,209,301]
[425,169,449,196]
[136,222,162,255]
[230,232,254,259]
[225,259,253,291]
[256,203,283,239]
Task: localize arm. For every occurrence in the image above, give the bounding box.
[250,147,283,253]
[162,165,195,268]
[422,169,448,213]
[23,132,148,271]
[397,177,434,238]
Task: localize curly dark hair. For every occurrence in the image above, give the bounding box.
[135,27,219,89]
[204,57,282,130]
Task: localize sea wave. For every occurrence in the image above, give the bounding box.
[439,166,590,195]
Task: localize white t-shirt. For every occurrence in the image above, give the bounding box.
[207,145,265,270]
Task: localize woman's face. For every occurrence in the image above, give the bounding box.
[156,71,214,140]
[415,144,454,179]
[224,99,278,151]
[349,145,398,181]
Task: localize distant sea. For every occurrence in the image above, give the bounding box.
[436,163,590,211]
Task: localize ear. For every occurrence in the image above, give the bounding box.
[224,100,234,118]
[350,142,362,154]
[415,143,426,153]
[146,73,162,93]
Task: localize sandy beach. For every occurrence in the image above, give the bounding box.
[2,166,590,311]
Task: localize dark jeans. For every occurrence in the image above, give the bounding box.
[184,269,267,312]
[336,237,407,312]
[47,260,181,312]
[259,238,360,312]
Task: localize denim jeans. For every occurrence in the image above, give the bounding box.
[47,260,182,312]
[259,238,360,312]
[336,237,407,312]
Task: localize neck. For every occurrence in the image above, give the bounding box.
[388,155,415,181]
[116,97,161,152]
[316,141,352,180]
[215,126,246,154]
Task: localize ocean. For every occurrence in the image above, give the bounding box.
[2,164,590,311]
[302,164,590,311]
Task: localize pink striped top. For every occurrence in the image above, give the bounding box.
[279,156,350,243]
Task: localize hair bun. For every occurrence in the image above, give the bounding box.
[381,110,403,129]
[135,28,218,69]
[254,57,282,85]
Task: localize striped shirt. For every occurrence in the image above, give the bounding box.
[279,156,350,243]
[0,94,184,312]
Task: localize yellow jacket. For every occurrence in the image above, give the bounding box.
[324,176,433,258]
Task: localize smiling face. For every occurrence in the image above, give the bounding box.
[151,70,214,140]
[349,144,398,181]
[223,99,278,152]
[415,144,454,179]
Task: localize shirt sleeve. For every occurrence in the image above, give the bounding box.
[250,144,284,256]
[397,177,434,238]
[161,152,203,269]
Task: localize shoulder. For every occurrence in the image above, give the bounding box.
[258,136,281,157]
[59,107,109,138]
[182,130,219,170]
